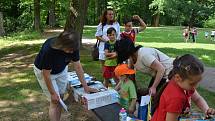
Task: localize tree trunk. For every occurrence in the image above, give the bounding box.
[188,9,195,28]
[49,0,56,27]
[151,13,160,27]
[0,12,5,36]
[97,0,102,22]
[64,0,90,45]
[34,0,41,31]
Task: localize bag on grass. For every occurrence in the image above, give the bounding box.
[91,40,100,61]
[138,95,152,121]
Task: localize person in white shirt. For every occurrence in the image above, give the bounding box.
[95,8,120,70]
[211,30,215,41]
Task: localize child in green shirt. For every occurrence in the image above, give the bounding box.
[114,64,137,114]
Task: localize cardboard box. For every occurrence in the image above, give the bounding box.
[72,81,119,110]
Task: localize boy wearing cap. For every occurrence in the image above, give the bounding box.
[114,64,137,114]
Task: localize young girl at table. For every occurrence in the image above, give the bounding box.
[151,54,215,121]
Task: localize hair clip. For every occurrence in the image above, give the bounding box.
[184,65,191,71]
[177,61,181,68]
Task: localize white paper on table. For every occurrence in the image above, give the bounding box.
[59,98,68,112]
[140,95,151,106]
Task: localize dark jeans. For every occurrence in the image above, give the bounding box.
[137,77,167,116]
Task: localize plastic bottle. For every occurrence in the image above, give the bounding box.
[119,108,127,121]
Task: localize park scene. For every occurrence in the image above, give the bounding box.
[0,0,215,121]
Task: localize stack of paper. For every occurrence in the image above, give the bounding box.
[68,71,93,86]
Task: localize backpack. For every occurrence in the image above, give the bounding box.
[91,24,104,61]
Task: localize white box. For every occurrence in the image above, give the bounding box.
[83,89,119,110]
[72,82,119,110]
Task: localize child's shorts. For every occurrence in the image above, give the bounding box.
[103,66,116,79]
[33,65,69,101]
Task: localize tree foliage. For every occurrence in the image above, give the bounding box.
[1,0,215,34]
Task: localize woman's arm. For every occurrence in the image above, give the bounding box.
[42,69,59,103]
[73,61,98,93]
[166,112,180,121]
[149,59,165,95]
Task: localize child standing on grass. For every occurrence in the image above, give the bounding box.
[120,15,146,43]
[114,64,137,114]
[103,27,119,88]
[211,30,215,41]
[183,27,189,42]
[151,54,215,121]
[205,31,209,39]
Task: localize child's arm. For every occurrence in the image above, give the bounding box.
[166,112,180,121]
[128,98,137,114]
[104,49,113,57]
[108,52,117,59]
[133,15,146,32]
[114,80,121,91]
[192,90,215,115]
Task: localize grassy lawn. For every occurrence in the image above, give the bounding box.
[0,26,214,120]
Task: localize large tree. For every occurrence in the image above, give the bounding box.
[34,0,41,31]
[46,0,56,27]
[0,12,5,36]
[149,0,166,27]
[64,0,90,45]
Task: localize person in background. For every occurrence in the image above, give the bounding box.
[95,8,120,82]
[211,30,215,41]
[103,27,119,87]
[121,15,147,43]
[183,27,189,43]
[205,31,209,39]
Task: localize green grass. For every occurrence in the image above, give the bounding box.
[83,26,215,67]
[0,26,214,120]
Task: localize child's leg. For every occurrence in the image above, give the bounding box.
[103,78,109,88]
[103,66,111,88]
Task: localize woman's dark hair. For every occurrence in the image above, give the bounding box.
[116,38,142,64]
[154,54,204,110]
[107,27,116,35]
[100,8,116,25]
[52,30,80,51]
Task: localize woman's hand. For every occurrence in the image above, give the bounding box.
[84,86,98,93]
[51,92,60,104]
[149,86,157,96]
